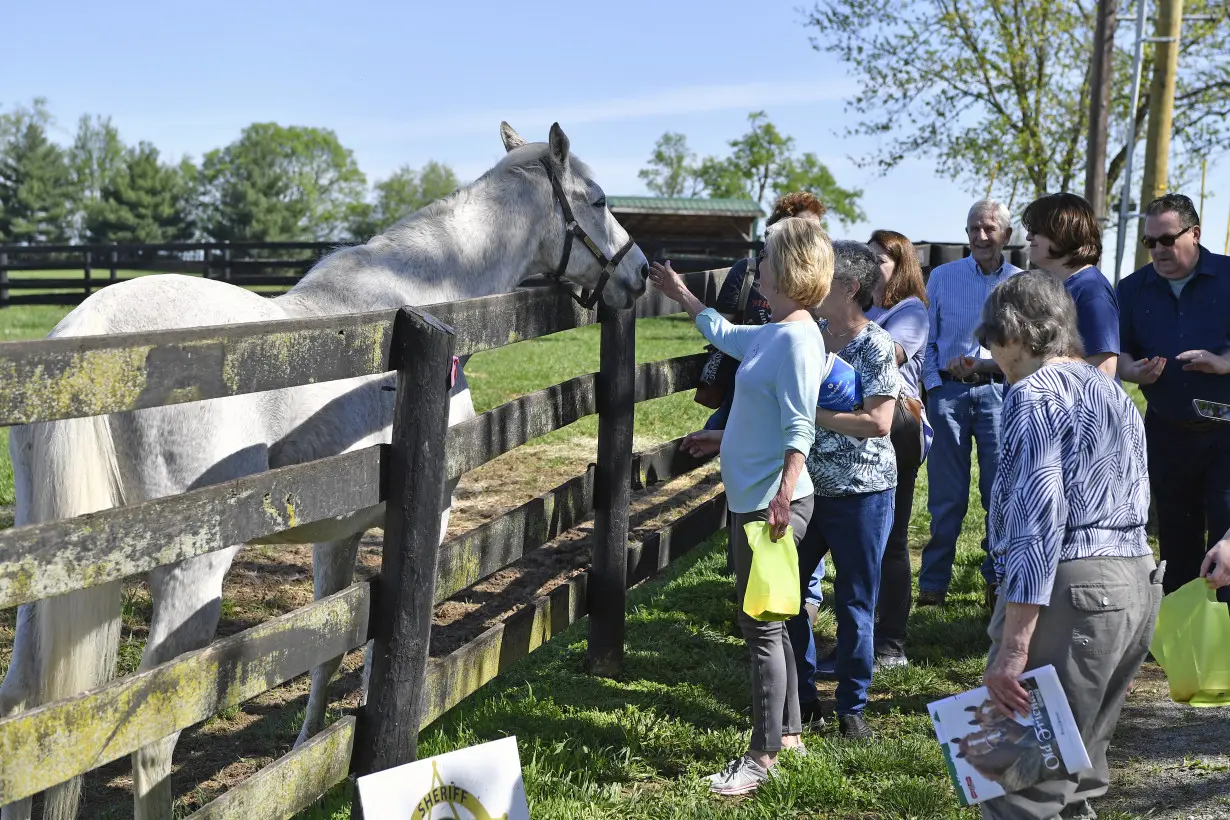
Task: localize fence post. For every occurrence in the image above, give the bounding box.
[223,241,232,281]
[350,305,455,816]
[588,304,635,676]
[108,245,118,284]
[83,248,92,297]
[0,250,8,308]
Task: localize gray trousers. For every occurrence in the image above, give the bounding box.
[730,495,814,753]
[981,555,1164,820]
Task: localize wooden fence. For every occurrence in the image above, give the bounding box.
[0,240,1034,308]
[0,270,730,818]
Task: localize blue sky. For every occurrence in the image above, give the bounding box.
[4,0,1227,278]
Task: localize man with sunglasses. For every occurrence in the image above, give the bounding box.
[1117,193,1230,594]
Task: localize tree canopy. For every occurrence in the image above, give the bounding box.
[0,101,75,243]
[347,160,460,241]
[638,111,864,226]
[803,0,1230,212]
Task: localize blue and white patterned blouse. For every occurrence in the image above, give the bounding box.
[989,361,1152,606]
[805,321,900,497]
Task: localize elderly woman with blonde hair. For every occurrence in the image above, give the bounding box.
[648,216,834,796]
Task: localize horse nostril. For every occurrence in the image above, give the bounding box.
[639,263,650,280]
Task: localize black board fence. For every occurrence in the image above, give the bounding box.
[0,269,730,818]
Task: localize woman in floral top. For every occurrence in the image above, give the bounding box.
[786,239,900,740]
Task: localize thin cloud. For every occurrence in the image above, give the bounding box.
[361,79,858,141]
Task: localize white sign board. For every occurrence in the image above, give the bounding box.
[356,735,530,819]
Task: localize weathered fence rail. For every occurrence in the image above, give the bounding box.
[0,268,732,818]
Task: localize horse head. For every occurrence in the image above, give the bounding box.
[498,121,648,309]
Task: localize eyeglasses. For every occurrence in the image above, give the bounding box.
[1141,225,1194,249]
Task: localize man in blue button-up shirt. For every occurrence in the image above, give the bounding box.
[1117,193,1230,594]
[917,200,1022,607]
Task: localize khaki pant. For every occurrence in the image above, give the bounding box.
[981,555,1164,820]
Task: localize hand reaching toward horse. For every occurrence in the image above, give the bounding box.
[648,261,705,319]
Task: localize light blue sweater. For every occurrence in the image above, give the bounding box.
[696,308,824,514]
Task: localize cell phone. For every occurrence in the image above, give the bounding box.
[1192,399,1230,423]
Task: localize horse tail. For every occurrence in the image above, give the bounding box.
[11,303,126,820]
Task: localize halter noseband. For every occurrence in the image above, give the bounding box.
[540,158,635,310]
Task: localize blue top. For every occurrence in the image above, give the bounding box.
[714,257,772,326]
[867,296,928,400]
[989,361,1151,606]
[1063,266,1119,357]
[696,308,824,513]
[923,255,1023,390]
[1116,246,1230,421]
[805,321,900,497]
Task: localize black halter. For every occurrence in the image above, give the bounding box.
[540,158,636,310]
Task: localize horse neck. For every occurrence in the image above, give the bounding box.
[275,179,551,318]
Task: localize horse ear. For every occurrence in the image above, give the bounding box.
[500,121,526,153]
[548,122,570,166]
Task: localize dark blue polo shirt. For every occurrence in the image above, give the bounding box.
[1065,266,1119,357]
[715,257,772,326]
[1117,246,1230,421]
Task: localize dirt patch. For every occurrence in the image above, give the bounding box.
[1101,664,1230,819]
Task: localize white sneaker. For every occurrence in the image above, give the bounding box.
[706,754,771,796]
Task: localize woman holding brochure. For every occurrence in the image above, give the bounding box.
[975,271,1162,820]
[647,216,834,796]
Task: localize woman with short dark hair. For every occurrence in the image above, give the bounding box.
[975,271,1161,820]
[1022,192,1119,377]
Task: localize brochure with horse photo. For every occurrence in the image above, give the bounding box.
[928,664,1091,806]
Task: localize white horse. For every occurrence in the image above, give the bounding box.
[0,121,648,820]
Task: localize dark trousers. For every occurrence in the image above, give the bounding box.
[730,497,813,751]
[876,400,923,657]
[1144,411,1230,594]
[787,489,895,714]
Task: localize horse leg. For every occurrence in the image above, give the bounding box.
[295,532,363,748]
[0,605,39,820]
[131,546,240,820]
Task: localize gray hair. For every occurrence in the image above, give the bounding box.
[832,239,879,312]
[974,271,1084,359]
[967,199,1013,233]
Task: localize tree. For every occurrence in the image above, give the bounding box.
[347,160,461,241]
[200,122,367,242]
[85,142,196,243]
[637,132,703,197]
[0,101,75,244]
[69,114,125,207]
[803,0,1230,212]
[640,111,864,226]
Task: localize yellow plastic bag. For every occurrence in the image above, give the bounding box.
[1149,577,1230,706]
[741,521,800,622]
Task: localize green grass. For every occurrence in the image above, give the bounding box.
[0,301,1155,818]
[298,454,994,820]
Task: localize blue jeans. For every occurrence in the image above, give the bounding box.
[787,489,895,714]
[918,380,1004,594]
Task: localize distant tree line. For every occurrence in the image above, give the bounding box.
[0,98,460,245]
[638,110,865,227]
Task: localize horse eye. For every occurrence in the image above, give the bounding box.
[593,198,606,208]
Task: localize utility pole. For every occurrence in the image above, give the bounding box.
[1084,0,1117,220]
[1134,0,1185,270]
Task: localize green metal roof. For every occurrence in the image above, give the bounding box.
[607,196,764,216]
